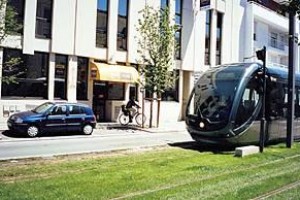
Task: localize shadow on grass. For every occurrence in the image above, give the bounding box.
[169,141,235,154]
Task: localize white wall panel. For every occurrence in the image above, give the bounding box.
[74,0,97,58]
[52,0,76,55]
[23,0,37,55]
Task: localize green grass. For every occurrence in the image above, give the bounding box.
[0,143,300,199]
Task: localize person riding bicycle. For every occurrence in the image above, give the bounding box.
[126,96,140,122]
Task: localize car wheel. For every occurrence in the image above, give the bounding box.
[27,125,39,137]
[82,124,93,135]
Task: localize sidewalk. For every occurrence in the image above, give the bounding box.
[96,121,187,133]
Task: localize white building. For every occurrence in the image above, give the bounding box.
[0,0,299,128]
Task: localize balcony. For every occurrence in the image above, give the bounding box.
[248,0,287,17]
[268,35,288,51]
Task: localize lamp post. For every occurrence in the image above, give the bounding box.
[287,9,296,148]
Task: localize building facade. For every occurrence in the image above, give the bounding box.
[0,0,299,127]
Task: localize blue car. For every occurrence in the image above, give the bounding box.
[7,102,97,137]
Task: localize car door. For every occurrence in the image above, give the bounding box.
[65,105,85,132]
[44,105,68,133]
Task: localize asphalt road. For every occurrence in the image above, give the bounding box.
[0,128,193,160]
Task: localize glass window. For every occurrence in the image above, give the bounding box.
[205,10,211,65]
[69,105,84,114]
[161,0,168,10]
[6,0,24,35]
[161,70,179,102]
[107,82,125,100]
[54,54,68,100]
[129,84,138,101]
[117,0,128,51]
[51,105,67,115]
[235,74,261,127]
[36,0,53,38]
[216,12,223,65]
[96,0,108,48]
[175,0,182,60]
[77,57,88,100]
[1,48,49,99]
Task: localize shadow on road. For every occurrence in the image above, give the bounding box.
[169,141,235,154]
[1,130,87,138]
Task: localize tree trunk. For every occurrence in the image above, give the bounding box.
[149,99,153,128]
[157,93,161,128]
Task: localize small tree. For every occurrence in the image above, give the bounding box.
[136,5,179,127]
[0,0,22,84]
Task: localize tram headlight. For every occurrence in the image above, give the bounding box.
[199,122,205,128]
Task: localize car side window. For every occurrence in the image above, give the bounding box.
[69,105,84,115]
[51,105,67,115]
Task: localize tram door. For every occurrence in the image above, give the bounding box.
[93,81,107,122]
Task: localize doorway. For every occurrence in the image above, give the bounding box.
[93,81,107,122]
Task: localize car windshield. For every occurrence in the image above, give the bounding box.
[187,64,246,122]
[32,102,54,114]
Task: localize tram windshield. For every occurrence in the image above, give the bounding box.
[187,64,247,123]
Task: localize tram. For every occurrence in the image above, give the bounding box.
[185,62,300,146]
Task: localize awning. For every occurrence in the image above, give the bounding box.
[90,62,139,83]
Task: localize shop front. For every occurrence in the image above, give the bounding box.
[89,61,139,122]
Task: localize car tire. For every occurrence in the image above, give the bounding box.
[82,124,93,135]
[27,125,39,137]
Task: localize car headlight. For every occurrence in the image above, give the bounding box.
[15,117,23,124]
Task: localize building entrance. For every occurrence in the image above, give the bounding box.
[93,81,107,122]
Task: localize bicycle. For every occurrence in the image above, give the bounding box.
[119,105,146,126]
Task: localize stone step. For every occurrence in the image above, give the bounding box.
[235,145,260,157]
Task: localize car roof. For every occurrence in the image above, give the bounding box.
[49,102,90,108]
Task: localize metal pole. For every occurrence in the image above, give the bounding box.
[287,10,296,148]
[259,46,266,153]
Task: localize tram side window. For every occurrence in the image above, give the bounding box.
[235,77,260,127]
[268,82,286,118]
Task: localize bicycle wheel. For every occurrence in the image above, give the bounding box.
[135,113,146,126]
[119,113,130,125]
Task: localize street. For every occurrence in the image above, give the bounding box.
[0,128,193,160]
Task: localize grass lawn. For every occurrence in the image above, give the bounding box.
[0,143,300,199]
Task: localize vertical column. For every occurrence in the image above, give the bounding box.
[107,0,118,64]
[245,3,254,61]
[48,53,55,101]
[23,0,37,55]
[209,9,217,67]
[67,56,78,102]
[0,48,3,99]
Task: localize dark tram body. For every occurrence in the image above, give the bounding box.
[185,62,300,146]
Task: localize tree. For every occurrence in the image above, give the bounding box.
[0,0,22,84]
[136,5,179,127]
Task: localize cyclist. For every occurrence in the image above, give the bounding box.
[126,96,140,122]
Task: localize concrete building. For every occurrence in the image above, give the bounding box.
[0,0,299,128]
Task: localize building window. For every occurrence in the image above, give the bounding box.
[1,49,49,99]
[36,0,52,39]
[205,10,211,65]
[161,0,169,9]
[117,0,129,51]
[6,0,24,35]
[96,0,108,48]
[107,82,125,100]
[175,0,182,60]
[55,54,68,100]
[161,70,179,102]
[216,12,223,65]
[77,57,88,100]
